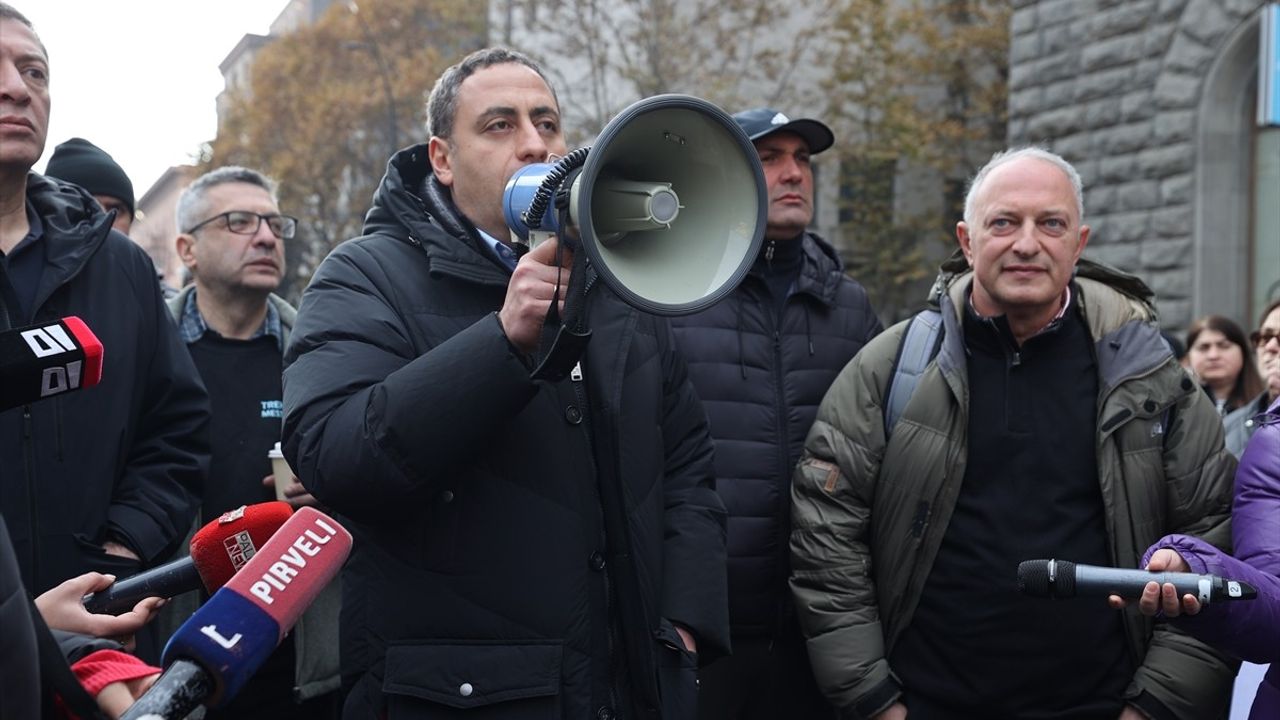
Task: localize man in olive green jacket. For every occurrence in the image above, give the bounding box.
[791,148,1235,720]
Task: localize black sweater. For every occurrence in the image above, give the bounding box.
[892,292,1131,718]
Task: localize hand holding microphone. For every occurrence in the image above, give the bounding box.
[1106,548,1205,617]
[36,572,167,648]
[1017,557,1257,609]
[120,507,352,720]
[82,501,294,615]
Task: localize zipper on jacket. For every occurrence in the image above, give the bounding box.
[22,406,39,585]
[768,304,791,644]
[765,240,776,270]
[570,367,621,713]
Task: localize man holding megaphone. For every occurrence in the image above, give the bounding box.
[283,47,731,719]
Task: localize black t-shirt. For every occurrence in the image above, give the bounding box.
[187,331,312,717]
[186,333,283,526]
[890,292,1132,719]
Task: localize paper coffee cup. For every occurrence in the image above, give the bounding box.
[267,442,294,502]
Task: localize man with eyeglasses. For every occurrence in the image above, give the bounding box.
[164,165,339,719]
[0,1,210,667]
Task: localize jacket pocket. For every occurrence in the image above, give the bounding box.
[653,619,698,720]
[72,533,142,576]
[381,640,562,719]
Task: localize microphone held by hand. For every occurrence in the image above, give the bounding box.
[120,507,352,720]
[82,501,294,614]
[1017,558,1257,605]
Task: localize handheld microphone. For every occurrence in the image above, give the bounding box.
[0,316,103,411]
[120,507,351,720]
[83,502,293,614]
[1017,558,1258,605]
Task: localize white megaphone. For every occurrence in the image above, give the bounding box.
[503,94,766,316]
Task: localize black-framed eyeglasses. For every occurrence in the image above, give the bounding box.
[1250,328,1280,347]
[185,211,298,240]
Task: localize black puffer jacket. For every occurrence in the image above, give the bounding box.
[671,233,880,637]
[282,145,730,719]
[0,174,209,594]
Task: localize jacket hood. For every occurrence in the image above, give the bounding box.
[756,231,845,306]
[25,173,115,262]
[362,145,510,285]
[20,174,117,317]
[364,145,476,252]
[798,232,847,305]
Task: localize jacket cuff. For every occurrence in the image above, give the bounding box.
[107,503,173,565]
[1130,690,1177,720]
[71,649,162,697]
[839,675,902,720]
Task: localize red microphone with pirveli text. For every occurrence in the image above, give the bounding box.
[120,507,352,719]
[0,316,103,411]
[82,502,294,614]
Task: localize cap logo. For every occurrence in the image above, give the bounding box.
[771,112,790,125]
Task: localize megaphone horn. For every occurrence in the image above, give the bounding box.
[503,94,766,317]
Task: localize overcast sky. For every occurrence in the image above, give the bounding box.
[24,0,290,194]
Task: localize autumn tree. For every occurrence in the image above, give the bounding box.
[493,0,839,142]
[823,0,1010,320]
[494,0,1007,320]
[204,0,484,301]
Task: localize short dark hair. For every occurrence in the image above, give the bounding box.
[0,3,47,59]
[425,47,557,141]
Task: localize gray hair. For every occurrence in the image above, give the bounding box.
[425,46,558,141]
[963,146,1084,226]
[176,166,278,235]
[0,3,47,59]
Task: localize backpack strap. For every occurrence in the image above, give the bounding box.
[884,308,943,440]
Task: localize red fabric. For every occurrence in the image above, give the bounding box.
[69,649,161,698]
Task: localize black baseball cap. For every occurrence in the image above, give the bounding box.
[732,108,834,154]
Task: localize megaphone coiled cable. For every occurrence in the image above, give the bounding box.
[523,147,591,230]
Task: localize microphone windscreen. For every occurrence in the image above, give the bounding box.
[161,507,352,706]
[1017,559,1052,597]
[189,501,294,594]
[1017,558,1079,598]
[223,506,352,641]
[61,316,103,387]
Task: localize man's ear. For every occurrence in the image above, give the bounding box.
[428,136,453,187]
[956,221,975,266]
[175,233,198,271]
[1074,224,1090,262]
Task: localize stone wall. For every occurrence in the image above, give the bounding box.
[1007,0,1267,328]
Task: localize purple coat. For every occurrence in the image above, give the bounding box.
[1145,395,1280,720]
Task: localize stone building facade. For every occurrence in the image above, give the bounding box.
[1008,0,1278,330]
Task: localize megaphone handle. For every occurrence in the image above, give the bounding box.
[530,245,593,382]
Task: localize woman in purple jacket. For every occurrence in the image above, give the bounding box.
[1126,395,1280,719]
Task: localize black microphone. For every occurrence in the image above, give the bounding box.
[1017,558,1258,605]
[82,502,294,614]
[0,316,103,411]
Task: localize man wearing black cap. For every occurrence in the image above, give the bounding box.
[671,109,882,719]
[44,137,135,235]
